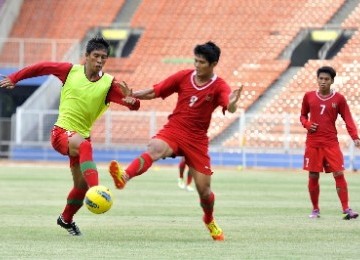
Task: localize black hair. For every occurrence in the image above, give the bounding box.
[317,66,336,79]
[86,37,110,56]
[194,41,221,64]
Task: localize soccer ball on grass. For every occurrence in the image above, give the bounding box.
[85,185,113,214]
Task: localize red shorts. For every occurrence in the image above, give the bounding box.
[50,126,83,167]
[155,128,212,175]
[303,144,344,173]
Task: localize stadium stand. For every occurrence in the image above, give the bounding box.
[0,0,125,65]
[223,1,360,150]
[2,0,360,166]
[9,0,125,39]
[99,0,346,145]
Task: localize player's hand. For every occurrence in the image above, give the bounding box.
[116,80,132,97]
[0,74,15,89]
[354,139,360,148]
[230,85,243,103]
[227,85,243,113]
[122,96,137,105]
[307,122,319,133]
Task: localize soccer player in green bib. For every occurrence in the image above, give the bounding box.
[0,37,140,235]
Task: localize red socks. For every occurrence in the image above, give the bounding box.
[79,141,98,187]
[334,174,349,211]
[309,174,350,211]
[125,152,153,179]
[62,187,87,223]
[308,176,320,210]
[201,192,215,224]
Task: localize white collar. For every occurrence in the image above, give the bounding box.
[191,71,217,90]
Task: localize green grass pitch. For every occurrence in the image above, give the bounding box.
[0,162,359,259]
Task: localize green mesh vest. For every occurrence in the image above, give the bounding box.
[55,64,114,138]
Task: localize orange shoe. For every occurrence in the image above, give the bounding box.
[108,160,128,189]
[205,219,225,241]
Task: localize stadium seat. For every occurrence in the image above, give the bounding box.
[4,0,358,151]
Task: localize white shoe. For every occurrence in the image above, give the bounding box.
[177,178,185,189]
[185,185,194,192]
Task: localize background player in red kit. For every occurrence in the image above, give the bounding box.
[0,37,140,235]
[177,157,194,191]
[300,66,360,220]
[109,41,242,241]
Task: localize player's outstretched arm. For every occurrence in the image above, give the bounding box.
[121,96,140,110]
[107,80,140,110]
[115,80,132,97]
[0,75,15,89]
[133,88,156,100]
[227,85,243,113]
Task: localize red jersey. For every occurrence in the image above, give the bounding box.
[300,90,359,147]
[8,61,139,110]
[153,69,231,139]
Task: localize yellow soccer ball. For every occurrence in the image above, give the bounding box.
[85,185,113,214]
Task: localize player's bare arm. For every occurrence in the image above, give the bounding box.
[0,75,15,89]
[227,85,243,113]
[114,80,132,97]
[113,80,138,105]
[132,88,156,100]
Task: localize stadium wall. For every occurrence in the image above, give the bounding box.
[5,110,360,170]
[7,145,360,170]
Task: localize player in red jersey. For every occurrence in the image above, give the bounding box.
[0,37,140,235]
[109,41,242,241]
[300,66,360,220]
[178,157,194,191]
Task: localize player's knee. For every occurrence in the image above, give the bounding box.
[309,172,319,178]
[147,142,171,160]
[197,187,211,199]
[68,134,87,156]
[333,171,344,178]
[70,140,92,157]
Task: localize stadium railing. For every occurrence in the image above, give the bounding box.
[6,110,358,169]
[0,38,79,68]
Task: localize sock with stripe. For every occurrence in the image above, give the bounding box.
[79,141,98,187]
[125,152,153,179]
[62,187,87,223]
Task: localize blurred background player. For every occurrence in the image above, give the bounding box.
[178,157,194,192]
[300,66,360,220]
[108,41,242,241]
[0,37,140,235]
